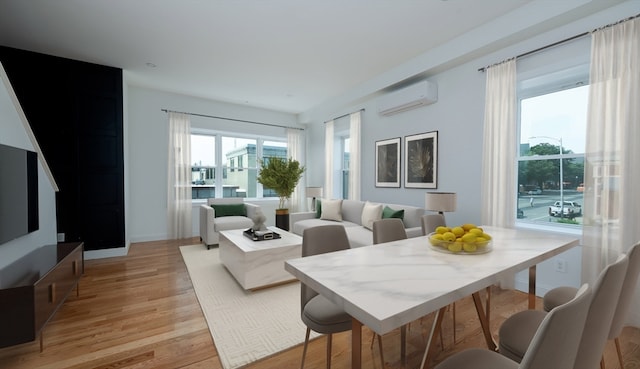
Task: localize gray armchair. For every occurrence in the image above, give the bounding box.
[199,198,260,249]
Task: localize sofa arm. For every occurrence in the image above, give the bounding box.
[199,204,217,245]
[290,211,315,228]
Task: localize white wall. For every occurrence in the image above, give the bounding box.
[0,63,57,273]
[126,85,301,242]
[299,3,638,295]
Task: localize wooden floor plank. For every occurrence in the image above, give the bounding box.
[0,237,637,369]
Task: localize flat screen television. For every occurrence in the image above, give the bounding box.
[0,143,38,244]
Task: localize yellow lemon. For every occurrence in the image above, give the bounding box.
[469,228,484,236]
[435,226,450,235]
[442,232,456,242]
[476,237,489,247]
[462,223,477,232]
[430,234,444,245]
[461,233,477,243]
[463,243,477,252]
[448,242,463,253]
[481,232,492,240]
[451,226,465,237]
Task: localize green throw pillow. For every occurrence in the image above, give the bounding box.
[211,203,246,217]
[382,205,404,220]
[315,200,322,218]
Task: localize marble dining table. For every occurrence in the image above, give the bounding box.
[284,225,580,369]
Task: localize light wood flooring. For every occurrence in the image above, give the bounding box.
[0,238,638,369]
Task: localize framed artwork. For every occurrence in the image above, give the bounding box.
[404,131,438,188]
[375,137,401,188]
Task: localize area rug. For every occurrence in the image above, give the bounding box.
[179,244,318,369]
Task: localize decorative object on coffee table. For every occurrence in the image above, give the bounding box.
[256,157,305,231]
[251,208,267,231]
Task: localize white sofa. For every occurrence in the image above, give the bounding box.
[199,198,261,249]
[290,199,424,248]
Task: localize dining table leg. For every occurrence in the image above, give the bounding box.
[529,265,537,309]
[472,291,498,351]
[420,306,447,369]
[352,318,362,369]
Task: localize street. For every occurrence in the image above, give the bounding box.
[518,190,584,224]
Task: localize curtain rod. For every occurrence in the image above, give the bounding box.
[161,109,304,131]
[324,108,365,124]
[478,13,640,72]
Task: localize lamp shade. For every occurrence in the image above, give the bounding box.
[306,187,323,198]
[425,192,457,213]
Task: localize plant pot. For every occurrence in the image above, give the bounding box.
[275,209,290,231]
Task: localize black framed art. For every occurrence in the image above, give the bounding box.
[404,131,438,188]
[375,137,400,188]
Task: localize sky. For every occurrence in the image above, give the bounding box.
[520,84,588,154]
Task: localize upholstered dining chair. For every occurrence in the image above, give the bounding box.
[435,284,593,369]
[542,242,640,369]
[498,254,628,369]
[370,218,408,363]
[300,225,384,369]
[421,214,446,235]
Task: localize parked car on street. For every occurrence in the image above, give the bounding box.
[527,188,542,195]
[549,201,582,218]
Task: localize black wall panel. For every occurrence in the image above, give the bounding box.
[0,46,125,251]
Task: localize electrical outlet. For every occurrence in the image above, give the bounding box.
[57,233,65,242]
[555,258,567,273]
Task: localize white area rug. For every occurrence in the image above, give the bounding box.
[179,244,318,369]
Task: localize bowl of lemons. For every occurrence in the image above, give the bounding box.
[428,224,492,254]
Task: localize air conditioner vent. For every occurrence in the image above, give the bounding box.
[377,80,438,116]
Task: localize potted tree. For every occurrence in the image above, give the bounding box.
[256,157,305,230]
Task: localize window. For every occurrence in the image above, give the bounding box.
[191,134,287,199]
[342,137,350,199]
[517,82,588,227]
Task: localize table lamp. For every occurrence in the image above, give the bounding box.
[425,192,457,221]
[306,187,323,212]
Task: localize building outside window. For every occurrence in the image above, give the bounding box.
[191,134,287,199]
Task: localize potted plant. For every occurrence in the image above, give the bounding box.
[256,157,305,230]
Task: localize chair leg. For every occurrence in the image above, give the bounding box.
[600,356,605,369]
[300,327,311,369]
[326,333,332,369]
[615,337,624,369]
[452,302,457,344]
[377,334,385,368]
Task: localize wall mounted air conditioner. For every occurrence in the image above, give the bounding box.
[377,80,438,116]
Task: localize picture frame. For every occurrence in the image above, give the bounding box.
[404,131,438,188]
[375,137,401,188]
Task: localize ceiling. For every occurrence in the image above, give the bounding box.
[0,1,629,114]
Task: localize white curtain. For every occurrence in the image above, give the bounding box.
[348,111,361,200]
[324,120,334,199]
[481,59,517,228]
[167,112,192,239]
[582,17,640,326]
[287,128,305,212]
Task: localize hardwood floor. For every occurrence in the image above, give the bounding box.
[0,238,638,369]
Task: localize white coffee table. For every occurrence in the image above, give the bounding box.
[219,226,302,290]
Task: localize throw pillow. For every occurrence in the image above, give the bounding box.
[321,199,343,221]
[382,205,404,220]
[361,202,383,230]
[211,203,246,217]
[315,199,322,219]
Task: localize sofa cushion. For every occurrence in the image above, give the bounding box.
[345,227,374,248]
[361,202,383,230]
[213,216,254,231]
[321,199,343,221]
[382,205,404,220]
[212,203,246,217]
[342,200,366,224]
[315,200,322,218]
[292,219,360,238]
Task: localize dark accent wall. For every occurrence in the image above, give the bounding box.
[0,46,124,251]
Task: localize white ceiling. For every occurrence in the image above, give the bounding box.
[0,1,631,114]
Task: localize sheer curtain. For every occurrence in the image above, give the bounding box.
[287,128,305,212]
[348,112,361,200]
[481,59,517,228]
[167,112,192,239]
[324,120,334,199]
[582,17,640,326]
